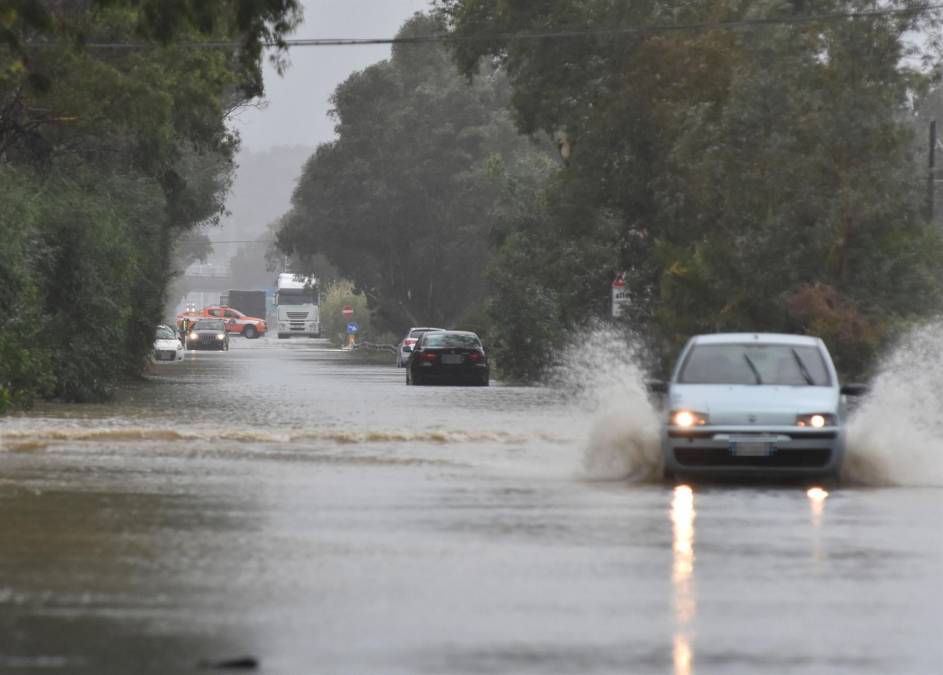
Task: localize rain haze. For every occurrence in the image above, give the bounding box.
[1,3,942,675]
[209,0,432,264]
[231,0,432,152]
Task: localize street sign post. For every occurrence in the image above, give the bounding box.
[611,272,630,318]
[345,320,359,349]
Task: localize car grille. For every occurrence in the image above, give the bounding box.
[155,350,176,360]
[674,447,831,468]
[668,430,838,440]
[287,312,308,319]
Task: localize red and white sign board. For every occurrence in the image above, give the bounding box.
[611,272,630,318]
[342,305,354,318]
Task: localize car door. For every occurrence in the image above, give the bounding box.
[223,309,241,333]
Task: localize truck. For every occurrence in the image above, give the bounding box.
[275,273,320,339]
[226,290,267,322]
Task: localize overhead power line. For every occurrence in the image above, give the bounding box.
[83,4,943,50]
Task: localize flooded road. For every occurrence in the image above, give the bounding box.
[1,338,941,674]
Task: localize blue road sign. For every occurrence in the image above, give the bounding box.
[346,321,359,334]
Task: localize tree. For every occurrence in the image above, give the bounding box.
[440,0,943,379]
[277,12,552,334]
[0,0,301,408]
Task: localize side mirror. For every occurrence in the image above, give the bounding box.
[403,346,412,353]
[646,380,668,394]
[840,383,868,397]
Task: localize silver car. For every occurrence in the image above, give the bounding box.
[659,333,864,481]
[397,327,445,367]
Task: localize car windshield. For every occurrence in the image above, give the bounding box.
[678,343,831,386]
[422,333,481,349]
[194,320,225,331]
[278,291,317,306]
[155,327,175,340]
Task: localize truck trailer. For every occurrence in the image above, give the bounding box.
[226,290,267,322]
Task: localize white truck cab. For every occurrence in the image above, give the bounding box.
[275,273,320,339]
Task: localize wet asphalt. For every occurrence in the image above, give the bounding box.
[0,337,940,674]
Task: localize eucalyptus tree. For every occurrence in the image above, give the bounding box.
[440,0,943,378]
[277,13,550,332]
[0,0,301,407]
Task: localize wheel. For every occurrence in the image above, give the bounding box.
[278,333,289,339]
[243,325,257,339]
[412,372,424,386]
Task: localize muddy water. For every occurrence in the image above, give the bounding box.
[1,338,941,674]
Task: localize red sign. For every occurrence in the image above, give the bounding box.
[612,272,626,288]
[342,305,354,318]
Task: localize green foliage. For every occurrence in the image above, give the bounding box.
[277,13,553,335]
[0,0,300,408]
[443,0,943,379]
[320,280,371,347]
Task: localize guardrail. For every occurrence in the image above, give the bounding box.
[350,341,397,354]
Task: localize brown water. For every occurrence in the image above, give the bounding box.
[1,337,941,674]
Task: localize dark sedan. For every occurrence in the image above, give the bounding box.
[186,319,230,351]
[406,330,489,386]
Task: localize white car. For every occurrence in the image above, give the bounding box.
[153,325,185,362]
[396,327,445,367]
[657,333,866,481]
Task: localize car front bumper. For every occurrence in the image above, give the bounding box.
[662,425,844,478]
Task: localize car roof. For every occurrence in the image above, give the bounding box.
[691,332,821,346]
[423,330,479,338]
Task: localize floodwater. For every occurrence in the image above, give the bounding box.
[1,337,940,674]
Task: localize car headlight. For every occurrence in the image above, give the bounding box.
[189,332,198,340]
[670,409,710,428]
[796,413,836,428]
[216,333,225,340]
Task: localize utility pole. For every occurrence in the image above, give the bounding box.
[927,120,936,223]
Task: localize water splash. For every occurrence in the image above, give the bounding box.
[844,321,943,487]
[551,326,663,482]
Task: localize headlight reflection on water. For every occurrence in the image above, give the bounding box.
[807,486,828,529]
[671,485,696,675]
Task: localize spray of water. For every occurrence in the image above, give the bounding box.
[844,321,943,487]
[551,326,663,482]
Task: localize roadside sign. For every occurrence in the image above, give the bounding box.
[346,321,359,334]
[611,272,630,318]
[342,305,354,318]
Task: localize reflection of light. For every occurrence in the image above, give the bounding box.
[807,486,828,529]
[807,486,828,501]
[671,485,696,675]
[674,634,692,675]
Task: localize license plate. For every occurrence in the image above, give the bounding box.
[157,352,174,361]
[730,442,772,457]
[441,354,463,365]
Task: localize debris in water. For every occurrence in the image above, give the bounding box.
[198,656,259,670]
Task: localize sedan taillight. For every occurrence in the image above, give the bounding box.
[466,351,483,362]
[419,351,437,362]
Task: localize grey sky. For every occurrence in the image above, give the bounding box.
[231,0,433,151]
